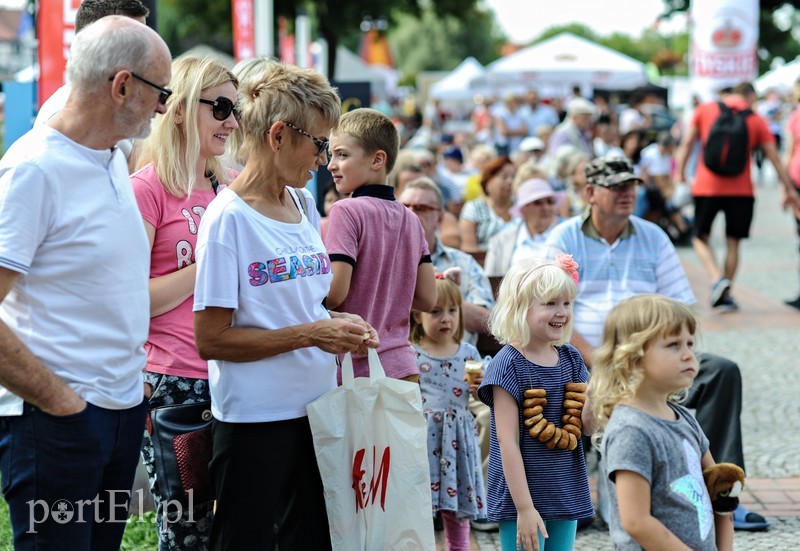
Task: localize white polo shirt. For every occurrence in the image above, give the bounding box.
[0,126,150,415]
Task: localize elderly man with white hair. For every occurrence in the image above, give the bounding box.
[547,97,597,158]
[0,16,171,549]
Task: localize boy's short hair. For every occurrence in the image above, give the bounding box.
[75,0,149,32]
[334,108,400,174]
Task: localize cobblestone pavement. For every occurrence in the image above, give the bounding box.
[466,184,800,550]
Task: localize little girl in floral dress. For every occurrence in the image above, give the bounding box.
[410,268,487,550]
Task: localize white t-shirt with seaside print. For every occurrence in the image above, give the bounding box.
[194,186,335,422]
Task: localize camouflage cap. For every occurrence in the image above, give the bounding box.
[585,157,645,187]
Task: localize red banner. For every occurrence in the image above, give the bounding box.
[38,0,80,108]
[278,16,294,64]
[232,0,255,62]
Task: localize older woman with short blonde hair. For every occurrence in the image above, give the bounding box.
[192,62,378,550]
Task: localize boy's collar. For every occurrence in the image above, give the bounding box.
[352,184,395,201]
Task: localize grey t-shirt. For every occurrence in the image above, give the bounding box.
[602,403,716,551]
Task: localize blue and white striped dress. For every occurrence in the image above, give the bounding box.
[477,344,594,522]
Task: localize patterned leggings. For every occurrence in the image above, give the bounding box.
[142,372,215,550]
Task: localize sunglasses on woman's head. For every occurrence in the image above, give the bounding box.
[198,97,240,122]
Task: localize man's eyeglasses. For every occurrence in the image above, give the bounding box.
[282,121,330,159]
[402,203,441,214]
[199,97,240,122]
[109,71,172,106]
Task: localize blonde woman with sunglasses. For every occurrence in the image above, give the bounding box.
[130,55,240,550]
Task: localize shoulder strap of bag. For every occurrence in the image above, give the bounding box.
[292,187,309,217]
[207,171,219,195]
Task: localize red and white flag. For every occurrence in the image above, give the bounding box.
[689,0,759,101]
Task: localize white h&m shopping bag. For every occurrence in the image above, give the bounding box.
[307,349,435,550]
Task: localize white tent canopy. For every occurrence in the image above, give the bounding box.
[334,45,394,99]
[430,57,486,101]
[755,58,800,95]
[476,32,648,95]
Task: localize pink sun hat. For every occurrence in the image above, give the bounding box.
[511,178,558,217]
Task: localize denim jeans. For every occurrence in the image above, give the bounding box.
[0,400,147,551]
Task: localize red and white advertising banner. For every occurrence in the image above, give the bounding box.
[38,0,80,108]
[232,0,255,62]
[690,0,759,101]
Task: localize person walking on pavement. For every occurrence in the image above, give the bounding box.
[676,81,800,311]
[0,16,172,549]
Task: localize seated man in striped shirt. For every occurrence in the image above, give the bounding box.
[544,157,766,532]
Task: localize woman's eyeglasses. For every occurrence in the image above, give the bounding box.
[108,71,172,106]
[530,197,557,206]
[283,121,330,159]
[199,97,240,122]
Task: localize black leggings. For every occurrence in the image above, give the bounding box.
[209,416,332,550]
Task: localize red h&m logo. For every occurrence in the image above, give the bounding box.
[352,446,390,512]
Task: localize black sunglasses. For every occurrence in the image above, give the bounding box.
[283,121,330,159]
[109,71,172,106]
[199,96,240,122]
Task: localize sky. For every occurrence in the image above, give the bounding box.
[0,0,690,41]
[483,0,688,43]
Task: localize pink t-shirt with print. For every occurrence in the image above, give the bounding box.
[131,163,218,379]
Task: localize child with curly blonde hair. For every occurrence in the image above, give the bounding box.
[478,256,593,551]
[590,294,733,551]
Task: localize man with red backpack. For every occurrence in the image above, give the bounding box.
[677,82,800,310]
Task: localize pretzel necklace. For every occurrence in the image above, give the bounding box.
[522,382,586,451]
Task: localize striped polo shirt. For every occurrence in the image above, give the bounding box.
[545,213,696,348]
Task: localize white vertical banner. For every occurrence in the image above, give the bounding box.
[690,0,759,101]
[295,10,311,68]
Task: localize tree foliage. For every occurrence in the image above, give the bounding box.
[158,0,234,55]
[282,0,484,78]
[157,0,486,78]
[388,7,505,85]
[661,0,800,74]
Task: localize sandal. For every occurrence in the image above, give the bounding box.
[732,505,769,531]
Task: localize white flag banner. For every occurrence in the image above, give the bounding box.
[690,0,759,101]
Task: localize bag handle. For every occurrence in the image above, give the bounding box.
[340,348,385,388]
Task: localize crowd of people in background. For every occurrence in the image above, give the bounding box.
[3,0,800,550]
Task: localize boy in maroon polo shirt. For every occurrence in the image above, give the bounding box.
[325,108,437,381]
